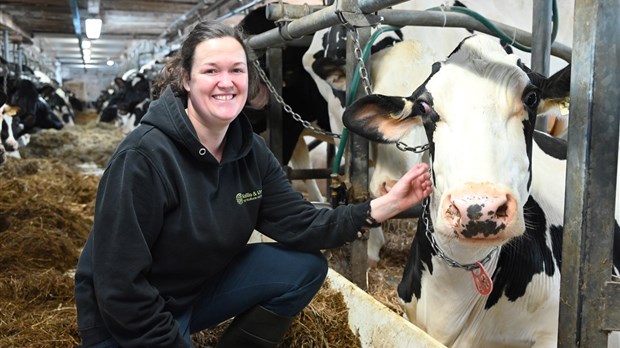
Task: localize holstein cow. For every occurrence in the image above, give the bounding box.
[98,72,151,135]
[303,0,472,264]
[238,5,333,203]
[343,34,619,347]
[303,0,574,264]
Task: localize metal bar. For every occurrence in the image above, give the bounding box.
[604,281,620,331]
[559,0,620,346]
[259,3,572,63]
[285,168,335,180]
[531,0,553,132]
[347,25,372,290]
[266,47,284,164]
[247,0,408,50]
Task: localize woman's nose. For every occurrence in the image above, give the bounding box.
[217,73,234,87]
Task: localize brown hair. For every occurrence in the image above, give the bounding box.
[151,21,260,103]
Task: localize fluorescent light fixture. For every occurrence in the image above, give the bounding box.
[83,48,91,56]
[81,40,91,49]
[106,59,114,66]
[84,55,92,63]
[85,18,102,39]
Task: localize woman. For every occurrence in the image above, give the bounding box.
[74,21,431,348]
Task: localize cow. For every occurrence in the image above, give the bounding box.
[6,78,64,138]
[98,72,151,135]
[238,5,334,203]
[342,34,619,348]
[302,0,574,264]
[39,83,76,126]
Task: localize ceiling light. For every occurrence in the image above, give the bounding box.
[107,59,114,66]
[84,55,92,63]
[83,48,91,56]
[85,18,102,39]
[81,40,91,49]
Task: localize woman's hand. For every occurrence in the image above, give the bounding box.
[369,163,432,223]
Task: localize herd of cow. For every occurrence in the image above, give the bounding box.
[2,0,619,346]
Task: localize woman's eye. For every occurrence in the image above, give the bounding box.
[523,90,540,108]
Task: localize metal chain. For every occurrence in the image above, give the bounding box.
[396,142,430,153]
[422,198,499,271]
[348,27,373,95]
[252,60,341,139]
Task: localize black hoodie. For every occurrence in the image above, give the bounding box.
[74,87,369,347]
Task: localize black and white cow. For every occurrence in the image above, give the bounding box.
[343,34,619,347]
[98,72,151,135]
[303,0,574,264]
[39,83,76,126]
[239,5,333,202]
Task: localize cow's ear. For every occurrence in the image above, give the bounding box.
[311,57,346,91]
[343,94,420,143]
[537,64,571,116]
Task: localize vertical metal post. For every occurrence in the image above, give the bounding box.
[559,0,620,347]
[3,30,9,62]
[17,44,23,77]
[266,47,284,165]
[347,26,371,290]
[532,0,553,132]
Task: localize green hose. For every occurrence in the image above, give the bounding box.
[428,1,559,53]
[331,26,402,174]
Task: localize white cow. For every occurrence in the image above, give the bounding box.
[302,0,573,264]
[342,34,619,348]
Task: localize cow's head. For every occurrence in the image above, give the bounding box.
[343,35,570,259]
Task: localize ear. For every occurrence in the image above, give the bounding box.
[311,56,346,92]
[343,94,422,143]
[182,71,190,92]
[537,64,571,116]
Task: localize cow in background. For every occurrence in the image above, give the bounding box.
[98,71,151,135]
[343,34,618,348]
[39,83,76,126]
[238,5,333,203]
[6,78,64,138]
[302,0,573,264]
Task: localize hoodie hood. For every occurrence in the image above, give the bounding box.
[140,86,255,164]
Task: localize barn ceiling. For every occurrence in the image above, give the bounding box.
[0,0,264,78]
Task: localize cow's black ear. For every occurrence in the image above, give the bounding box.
[542,64,571,100]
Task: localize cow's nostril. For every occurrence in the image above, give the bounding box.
[495,202,509,218]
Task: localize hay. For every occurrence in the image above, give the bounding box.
[192,282,361,348]
[0,109,418,347]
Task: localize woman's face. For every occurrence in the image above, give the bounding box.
[183,37,249,128]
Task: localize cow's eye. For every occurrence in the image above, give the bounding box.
[415,100,432,115]
[523,89,540,109]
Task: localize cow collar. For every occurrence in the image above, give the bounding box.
[422,197,498,295]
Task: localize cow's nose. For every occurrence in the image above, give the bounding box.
[443,185,516,239]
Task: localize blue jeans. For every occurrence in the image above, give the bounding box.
[85,243,328,347]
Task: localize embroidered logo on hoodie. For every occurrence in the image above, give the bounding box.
[236,190,262,205]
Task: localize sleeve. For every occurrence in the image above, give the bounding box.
[91,149,188,348]
[253,137,369,251]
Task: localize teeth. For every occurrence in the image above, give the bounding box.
[214,95,233,101]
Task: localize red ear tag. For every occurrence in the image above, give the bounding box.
[471,261,493,296]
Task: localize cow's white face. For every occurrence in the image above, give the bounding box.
[343,35,570,264]
[425,37,533,249]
